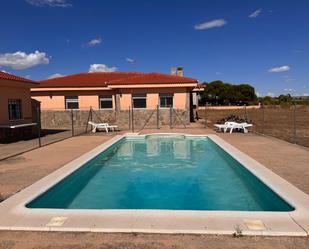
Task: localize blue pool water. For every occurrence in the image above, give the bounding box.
[27,135,294,211]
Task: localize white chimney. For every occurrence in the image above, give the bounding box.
[171,67,184,77]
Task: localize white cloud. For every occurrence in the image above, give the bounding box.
[194,19,227,30]
[87,38,102,47]
[249,9,262,18]
[126,58,135,64]
[25,0,72,7]
[268,65,290,73]
[303,93,309,96]
[284,88,295,92]
[0,51,49,70]
[47,73,65,79]
[24,75,31,79]
[88,64,118,73]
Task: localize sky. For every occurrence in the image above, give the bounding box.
[0,0,308,97]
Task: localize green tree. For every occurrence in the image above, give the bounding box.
[201,81,257,105]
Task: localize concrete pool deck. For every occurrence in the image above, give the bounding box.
[1,132,309,237]
[0,128,309,248]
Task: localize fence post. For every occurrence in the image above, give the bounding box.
[261,101,265,134]
[128,106,131,130]
[85,107,92,133]
[36,106,41,147]
[204,103,207,128]
[293,103,297,144]
[169,106,173,129]
[90,106,93,122]
[131,105,134,133]
[157,105,160,129]
[244,104,248,122]
[71,109,74,137]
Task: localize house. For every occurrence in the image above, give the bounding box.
[31,68,198,128]
[0,71,39,142]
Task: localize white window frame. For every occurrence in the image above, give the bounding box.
[65,96,79,109]
[159,93,174,108]
[8,99,22,120]
[132,94,147,109]
[99,95,113,109]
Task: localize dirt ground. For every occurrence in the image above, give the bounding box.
[0,127,309,248]
[198,105,309,147]
[0,133,119,200]
[0,231,309,249]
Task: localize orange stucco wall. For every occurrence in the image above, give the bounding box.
[147,93,159,108]
[32,91,116,110]
[79,96,99,109]
[119,88,188,110]
[31,87,190,111]
[174,92,187,109]
[0,85,33,124]
[32,96,65,110]
[120,93,131,110]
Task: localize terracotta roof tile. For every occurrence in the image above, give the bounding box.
[0,71,38,84]
[108,73,198,85]
[39,72,144,87]
[38,72,198,87]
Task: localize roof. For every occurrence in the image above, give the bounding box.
[38,72,198,88]
[108,73,198,85]
[0,71,38,84]
[39,72,144,87]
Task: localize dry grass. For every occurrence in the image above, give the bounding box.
[199,105,309,147]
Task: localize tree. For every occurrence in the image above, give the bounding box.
[278,94,292,103]
[201,81,257,105]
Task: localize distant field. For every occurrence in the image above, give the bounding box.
[198,105,309,147]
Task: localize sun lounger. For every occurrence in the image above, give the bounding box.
[214,122,252,133]
[88,121,118,133]
[214,122,229,132]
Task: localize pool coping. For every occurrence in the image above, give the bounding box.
[0,133,309,236]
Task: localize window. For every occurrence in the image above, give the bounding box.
[99,95,113,109]
[132,94,146,108]
[65,96,79,109]
[8,99,22,120]
[159,94,173,108]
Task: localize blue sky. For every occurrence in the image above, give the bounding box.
[0,0,308,97]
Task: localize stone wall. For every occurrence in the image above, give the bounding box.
[40,109,189,130]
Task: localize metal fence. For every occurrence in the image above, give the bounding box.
[0,106,188,160]
[199,104,309,147]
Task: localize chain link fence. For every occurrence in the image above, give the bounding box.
[199,104,309,147]
[0,106,189,160]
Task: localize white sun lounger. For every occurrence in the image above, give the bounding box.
[88,121,118,133]
[214,122,253,133]
[214,122,229,132]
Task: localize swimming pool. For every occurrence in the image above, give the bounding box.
[27,135,293,211]
[1,133,309,235]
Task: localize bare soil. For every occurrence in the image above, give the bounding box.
[198,105,309,147]
[0,231,309,249]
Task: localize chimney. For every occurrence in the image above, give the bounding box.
[171,67,184,77]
